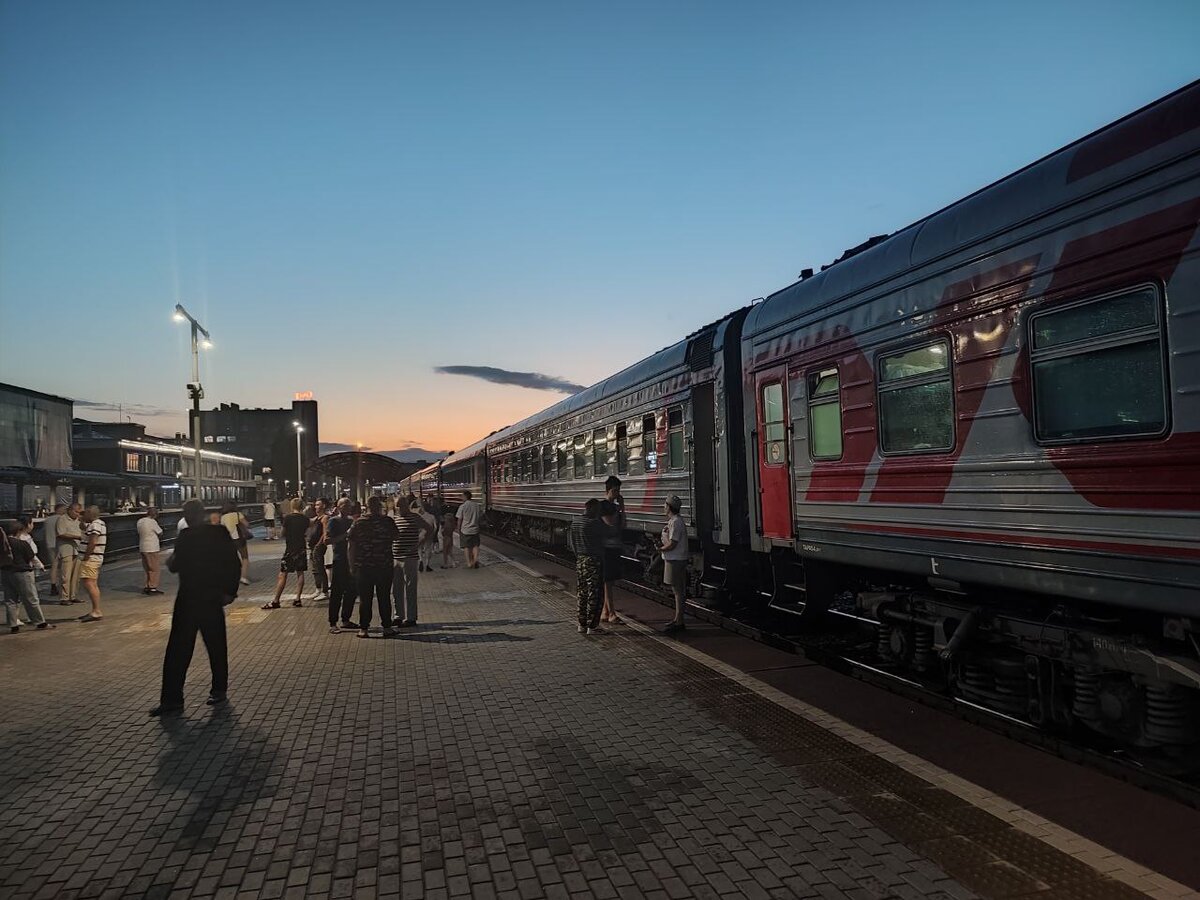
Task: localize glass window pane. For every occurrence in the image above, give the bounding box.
[810,402,842,459]
[1034,341,1164,440]
[668,408,683,428]
[880,344,949,382]
[668,430,684,469]
[809,370,839,399]
[761,382,783,424]
[593,428,607,474]
[879,381,954,452]
[616,425,628,475]
[1034,289,1156,351]
[765,423,786,443]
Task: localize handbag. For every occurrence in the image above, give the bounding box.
[237,517,253,541]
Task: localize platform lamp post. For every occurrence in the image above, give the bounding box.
[173,304,212,502]
[293,422,304,501]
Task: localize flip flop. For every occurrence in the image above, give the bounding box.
[261,601,281,610]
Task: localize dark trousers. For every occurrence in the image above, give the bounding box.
[310,546,329,592]
[328,556,357,625]
[576,555,602,630]
[356,564,394,630]
[161,596,228,705]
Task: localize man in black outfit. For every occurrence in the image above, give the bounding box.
[348,495,398,638]
[150,499,241,717]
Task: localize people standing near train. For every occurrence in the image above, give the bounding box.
[456,490,482,569]
[440,506,457,568]
[660,495,688,634]
[76,506,107,623]
[43,503,65,597]
[417,500,438,573]
[219,501,253,586]
[151,499,241,717]
[570,499,607,634]
[2,520,51,632]
[349,495,399,638]
[600,476,626,624]
[56,503,84,606]
[308,499,330,599]
[264,498,309,609]
[137,507,165,595]
[325,498,358,633]
[391,493,436,628]
[262,499,277,540]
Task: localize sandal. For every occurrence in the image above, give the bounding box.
[292,599,303,608]
[261,601,281,610]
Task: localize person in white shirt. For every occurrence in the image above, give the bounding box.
[262,500,278,540]
[56,503,84,605]
[77,506,107,622]
[455,491,482,569]
[659,495,689,634]
[137,508,165,595]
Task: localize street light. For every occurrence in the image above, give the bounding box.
[173,303,211,501]
[294,422,304,500]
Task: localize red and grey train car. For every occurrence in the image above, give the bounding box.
[422,82,1200,750]
[736,81,1200,748]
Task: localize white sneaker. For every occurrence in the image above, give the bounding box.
[577,624,585,634]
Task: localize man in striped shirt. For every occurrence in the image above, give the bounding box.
[77,506,107,622]
[392,493,435,628]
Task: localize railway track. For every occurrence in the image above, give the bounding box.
[487,532,1200,811]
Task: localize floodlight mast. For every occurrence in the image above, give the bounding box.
[173,304,212,501]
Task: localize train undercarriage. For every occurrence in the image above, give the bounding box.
[490,510,1200,759]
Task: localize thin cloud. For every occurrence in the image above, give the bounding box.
[76,399,179,418]
[434,365,584,394]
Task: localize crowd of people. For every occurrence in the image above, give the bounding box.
[5,481,690,716]
[257,489,483,638]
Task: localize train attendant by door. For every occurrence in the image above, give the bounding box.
[660,495,688,634]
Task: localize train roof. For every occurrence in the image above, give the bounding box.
[744,79,1200,341]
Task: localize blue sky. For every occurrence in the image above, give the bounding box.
[1,0,1197,451]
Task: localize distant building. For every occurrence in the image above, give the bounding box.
[195,396,319,497]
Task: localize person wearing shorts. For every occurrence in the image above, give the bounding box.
[265,499,308,609]
[262,500,277,540]
[456,490,482,569]
[77,506,107,622]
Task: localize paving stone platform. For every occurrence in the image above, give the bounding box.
[0,539,1186,899]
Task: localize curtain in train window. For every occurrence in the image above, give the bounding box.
[667,407,684,470]
[761,382,786,466]
[573,434,587,479]
[557,441,569,478]
[592,427,607,476]
[616,423,628,475]
[807,368,842,460]
[877,341,953,453]
[1030,287,1166,442]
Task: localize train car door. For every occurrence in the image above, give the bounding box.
[755,369,793,540]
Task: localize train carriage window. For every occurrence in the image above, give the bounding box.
[542,444,554,481]
[592,428,607,476]
[616,423,628,475]
[530,447,540,482]
[1030,286,1166,442]
[761,382,786,466]
[807,368,843,460]
[877,340,953,453]
[573,434,587,479]
[667,407,685,470]
[643,414,659,472]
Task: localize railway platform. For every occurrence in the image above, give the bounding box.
[0,536,1196,899]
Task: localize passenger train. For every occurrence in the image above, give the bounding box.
[403,82,1200,754]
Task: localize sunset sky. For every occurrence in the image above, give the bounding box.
[1,1,1197,455]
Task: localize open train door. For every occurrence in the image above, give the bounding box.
[755,368,793,540]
